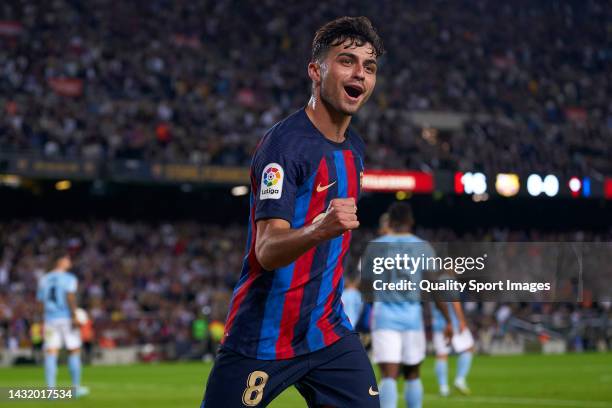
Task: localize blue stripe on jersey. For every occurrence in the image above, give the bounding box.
[230,272,275,356]
[256,172,315,358]
[307,234,342,350]
[256,262,295,358]
[335,276,354,332]
[291,158,337,354]
[292,171,316,229]
[333,151,348,198]
[306,152,348,350]
[229,193,256,308]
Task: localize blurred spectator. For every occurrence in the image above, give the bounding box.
[0,1,609,177]
[0,219,610,355]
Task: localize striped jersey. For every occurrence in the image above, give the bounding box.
[222,108,365,360]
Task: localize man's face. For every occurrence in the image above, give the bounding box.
[314,39,378,116]
[57,256,72,270]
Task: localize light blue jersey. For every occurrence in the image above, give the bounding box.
[341,287,363,328]
[431,303,459,333]
[37,271,77,321]
[369,234,436,331]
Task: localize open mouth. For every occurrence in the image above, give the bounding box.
[344,85,364,99]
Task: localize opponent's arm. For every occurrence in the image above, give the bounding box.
[66,292,80,327]
[434,299,454,342]
[452,301,467,332]
[255,197,358,270]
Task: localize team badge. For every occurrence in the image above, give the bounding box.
[260,163,284,199]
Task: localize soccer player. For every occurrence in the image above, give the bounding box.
[36,254,89,397]
[201,16,384,407]
[341,277,363,328]
[378,212,391,236]
[368,203,452,408]
[431,301,475,396]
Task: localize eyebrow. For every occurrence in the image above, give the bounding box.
[337,52,378,66]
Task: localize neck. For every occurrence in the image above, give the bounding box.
[389,228,412,235]
[305,95,351,143]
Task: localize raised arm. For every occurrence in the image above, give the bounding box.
[255,197,359,270]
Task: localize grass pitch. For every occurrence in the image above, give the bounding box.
[1,353,611,407]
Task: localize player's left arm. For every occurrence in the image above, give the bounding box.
[66,276,80,327]
[66,292,80,327]
[434,299,454,342]
[427,243,453,341]
[452,301,467,332]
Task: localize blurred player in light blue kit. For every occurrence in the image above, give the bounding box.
[431,300,474,396]
[366,203,452,408]
[342,276,363,329]
[36,254,89,397]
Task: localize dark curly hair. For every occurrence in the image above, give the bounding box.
[311,16,385,62]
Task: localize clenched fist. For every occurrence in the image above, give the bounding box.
[313,198,359,240]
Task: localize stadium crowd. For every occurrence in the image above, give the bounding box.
[1,0,611,177]
[0,220,610,358]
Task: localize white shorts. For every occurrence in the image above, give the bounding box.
[372,329,426,365]
[44,319,82,351]
[433,329,474,356]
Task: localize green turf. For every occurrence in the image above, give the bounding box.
[1,353,611,407]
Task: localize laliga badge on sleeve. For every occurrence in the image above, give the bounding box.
[260,163,284,200]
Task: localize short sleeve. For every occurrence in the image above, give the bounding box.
[253,134,302,225]
[65,275,77,293]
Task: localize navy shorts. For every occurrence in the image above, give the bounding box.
[201,333,379,408]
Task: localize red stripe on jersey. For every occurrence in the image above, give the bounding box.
[275,158,329,359]
[317,231,350,345]
[318,151,358,345]
[223,173,261,342]
[343,150,358,200]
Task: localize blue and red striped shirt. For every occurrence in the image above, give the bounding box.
[222,108,365,360]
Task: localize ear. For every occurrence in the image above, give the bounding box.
[307,61,321,85]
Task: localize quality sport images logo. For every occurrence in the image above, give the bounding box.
[260,163,284,199]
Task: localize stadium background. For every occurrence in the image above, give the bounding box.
[0,0,611,407]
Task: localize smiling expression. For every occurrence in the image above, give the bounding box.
[311,39,378,116]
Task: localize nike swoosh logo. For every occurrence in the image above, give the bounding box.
[368,386,379,396]
[316,181,336,193]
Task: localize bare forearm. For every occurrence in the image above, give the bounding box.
[435,299,452,323]
[256,223,324,270]
[67,293,77,318]
[255,198,358,271]
[452,302,465,322]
